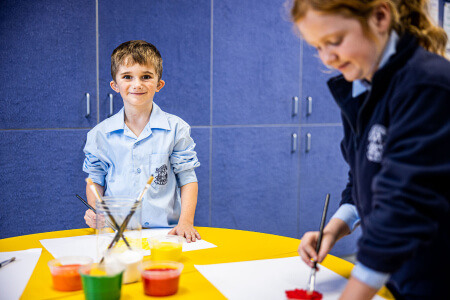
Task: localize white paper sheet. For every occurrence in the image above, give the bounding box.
[40,228,216,261]
[195,256,385,300]
[0,248,42,300]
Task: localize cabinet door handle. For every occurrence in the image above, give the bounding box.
[292,96,299,116]
[108,93,114,117]
[306,96,312,116]
[85,93,90,118]
[306,133,311,152]
[292,133,298,152]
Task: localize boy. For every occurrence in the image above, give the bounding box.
[83,40,201,242]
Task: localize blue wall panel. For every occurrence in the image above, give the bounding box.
[0,0,356,254]
[300,41,341,124]
[211,127,300,238]
[190,128,210,227]
[213,0,300,125]
[98,0,211,126]
[0,130,89,239]
[299,126,360,255]
[0,0,97,129]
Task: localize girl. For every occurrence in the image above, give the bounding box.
[291,1,450,299]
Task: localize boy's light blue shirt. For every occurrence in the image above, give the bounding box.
[83,102,200,228]
[333,31,399,290]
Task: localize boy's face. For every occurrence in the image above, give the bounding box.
[110,62,164,110]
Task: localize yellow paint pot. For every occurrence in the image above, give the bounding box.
[149,235,185,261]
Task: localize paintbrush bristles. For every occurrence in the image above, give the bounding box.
[137,175,154,202]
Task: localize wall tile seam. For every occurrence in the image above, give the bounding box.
[209,0,214,227]
[0,124,343,132]
[0,128,93,132]
[96,0,100,124]
[190,123,342,129]
[297,38,304,238]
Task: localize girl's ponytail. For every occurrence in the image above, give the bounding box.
[392,0,447,56]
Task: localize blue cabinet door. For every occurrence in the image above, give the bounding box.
[213,0,300,125]
[0,0,96,129]
[299,126,360,256]
[98,0,211,126]
[211,127,300,238]
[0,130,89,239]
[300,41,342,124]
[190,128,210,227]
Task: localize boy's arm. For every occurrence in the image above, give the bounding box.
[84,182,104,229]
[168,182,201,242]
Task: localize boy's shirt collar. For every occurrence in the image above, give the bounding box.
[352,30,399,98]
[104,102,171,134]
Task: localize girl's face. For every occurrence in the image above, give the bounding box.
[297,7,390,82]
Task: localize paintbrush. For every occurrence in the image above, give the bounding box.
[76,194,118,234]
[84,179,131,249]
[307,193,330,294]
[99,175,154,263]
[0,257,16,268]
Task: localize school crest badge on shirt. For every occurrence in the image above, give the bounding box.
[366,124,387,163]
[154,164,168,185]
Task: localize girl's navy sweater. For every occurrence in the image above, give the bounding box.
[327,34,450,299]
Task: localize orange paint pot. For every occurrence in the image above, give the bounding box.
[48,256,93,291]
[140,261,183,297]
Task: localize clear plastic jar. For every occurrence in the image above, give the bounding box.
[96,196,143,283]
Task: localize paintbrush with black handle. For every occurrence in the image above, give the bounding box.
[307,193,330,294]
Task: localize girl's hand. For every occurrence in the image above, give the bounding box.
[168,223,201,243]
[298,230,337,268]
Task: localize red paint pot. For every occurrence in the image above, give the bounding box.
[140,261,183,296]
[286,288,323,300]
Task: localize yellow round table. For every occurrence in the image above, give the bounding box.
[0,227,393,299]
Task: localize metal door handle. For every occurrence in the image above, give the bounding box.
[292,96,299,116]
[85,93,90,117]
[292,133,298,152]
[306,133,311,152]
[306,96,312,116]
[108,93,114,117]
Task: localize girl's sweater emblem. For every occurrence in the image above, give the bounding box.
[367,124,386,163]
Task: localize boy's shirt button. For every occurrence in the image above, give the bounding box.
[137,168,141,173]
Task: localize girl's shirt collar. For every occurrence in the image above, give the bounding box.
[352,30,399,98]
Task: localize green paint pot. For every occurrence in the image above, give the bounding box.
[79,263,124,300]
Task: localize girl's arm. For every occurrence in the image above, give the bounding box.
[340,277,378,300]
[168,182,201,242]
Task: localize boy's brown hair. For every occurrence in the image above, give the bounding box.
[111,40,163,81]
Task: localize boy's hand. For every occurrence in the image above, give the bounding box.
[168,223,201,243]
[84,209,97,228]
[84,209,106,229]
